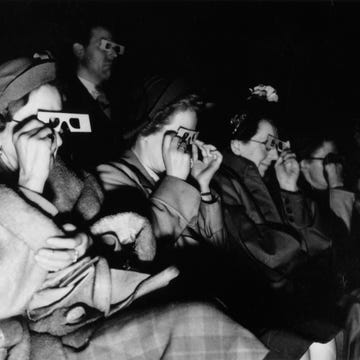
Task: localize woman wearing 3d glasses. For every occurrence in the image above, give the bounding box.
[212,91,347,360]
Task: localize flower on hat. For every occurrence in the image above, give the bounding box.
[248,84,279,102]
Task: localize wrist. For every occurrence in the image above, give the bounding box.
[18,174,45,193]
[329,181,344,189]
[166,171,187,181]
[198,183,210,194]
[280,183,299,192]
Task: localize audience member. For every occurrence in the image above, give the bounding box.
[60,21,124,169]
[212,88,344,360]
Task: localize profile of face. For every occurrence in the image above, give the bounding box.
[300,140,337,190]
[76,26,118,85]
[231,119,279,177]
[1,84,62,172]
[139,109,198,174]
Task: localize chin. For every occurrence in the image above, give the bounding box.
[258,165,268,177]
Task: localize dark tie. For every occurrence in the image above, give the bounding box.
[96,90,111,119]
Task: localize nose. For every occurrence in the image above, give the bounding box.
[108,48,118,60]
[268,148,279,161]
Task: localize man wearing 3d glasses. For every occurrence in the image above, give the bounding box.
[61,21,126,169]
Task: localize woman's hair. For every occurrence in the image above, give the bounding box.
[294,135,336,161]
[139,94,203,137]
[229,96,276,142]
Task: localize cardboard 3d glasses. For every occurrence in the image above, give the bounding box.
[265,134,290,152]
[176,126,199,145]
[99,39,125,56]
[37,111,92,133]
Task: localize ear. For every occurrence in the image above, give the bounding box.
[230,139,242,156]
[72,43,85,60]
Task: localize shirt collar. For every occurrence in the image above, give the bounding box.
[78,76,100,100]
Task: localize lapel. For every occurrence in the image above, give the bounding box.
[65,77,112,130]
[222,149,283,223]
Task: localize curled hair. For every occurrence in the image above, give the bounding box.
[229,95,276,142]
[139,94,203,137]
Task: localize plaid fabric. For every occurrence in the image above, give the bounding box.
[64,301,268,360]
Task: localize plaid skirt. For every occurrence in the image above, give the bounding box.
[64,301,268,360]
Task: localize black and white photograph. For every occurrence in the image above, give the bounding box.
[1,1,360,359]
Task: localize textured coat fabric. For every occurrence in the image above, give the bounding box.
[212,150,344,355]
[97,149,226,250]
[63,301,269,360]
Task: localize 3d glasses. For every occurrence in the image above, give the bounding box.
[99,39,125,56]
[37,111,92,133]
[176,126,199,145]
[264,134,290,152]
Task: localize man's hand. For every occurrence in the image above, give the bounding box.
[275,151,300,192]
[162,132,191,180]
[191,140,223,193]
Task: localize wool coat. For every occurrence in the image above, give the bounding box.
[97,149,226,250]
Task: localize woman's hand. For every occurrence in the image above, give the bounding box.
[13,119,61,193]
[35,224,91,272]
[275,150,300,192]
[191,140,223,193]
[162,132,191,180]
[324,162,344,189]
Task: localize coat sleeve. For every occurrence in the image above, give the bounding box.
[0,185,64,319]
[196,193,226,248]
[97,162,221,247]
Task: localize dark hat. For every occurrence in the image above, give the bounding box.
[123,75,191,139]
[0,56,56,114]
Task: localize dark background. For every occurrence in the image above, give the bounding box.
[1,0,360,140]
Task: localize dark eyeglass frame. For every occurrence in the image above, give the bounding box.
[304,153,344,165]
[99,39,125,56]
[250,134,290,152]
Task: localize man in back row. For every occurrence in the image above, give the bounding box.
[61,21,124,169]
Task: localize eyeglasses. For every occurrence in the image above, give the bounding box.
[250,134,290,152]
[305,153,343,165]
[37,111,92,133]
[99,39,125,56]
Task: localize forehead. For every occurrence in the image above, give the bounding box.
[89,27,113,43]
[167,109,198,130]
[313,140,337,156]
[256,120,277,138]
